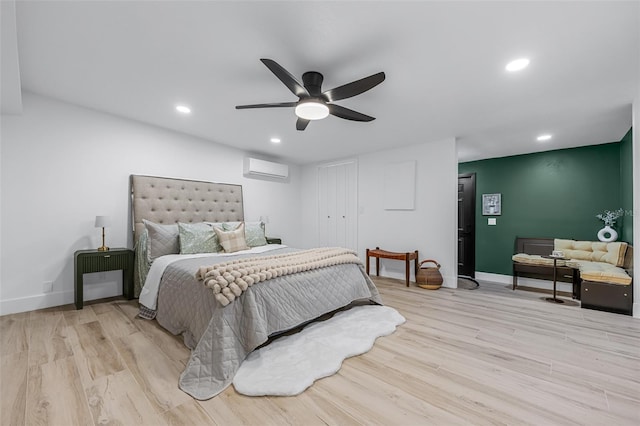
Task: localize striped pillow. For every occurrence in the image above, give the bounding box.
[214,222,250,253]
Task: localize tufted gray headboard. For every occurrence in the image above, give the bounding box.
[130,175,244,245]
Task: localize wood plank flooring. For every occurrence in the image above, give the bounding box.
[1,277,639,425]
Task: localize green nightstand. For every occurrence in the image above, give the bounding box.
[74,248,134,309]
[266,237,282,244]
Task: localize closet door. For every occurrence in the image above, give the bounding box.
[343,161,357,250]
[318,161,357,250]
[319,164,338,247]
[318,165,330,247]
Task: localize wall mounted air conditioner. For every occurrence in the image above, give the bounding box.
[243,157,289,179]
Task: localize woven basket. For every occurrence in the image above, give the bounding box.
[416,259,443,290]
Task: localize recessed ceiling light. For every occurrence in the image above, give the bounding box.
[175,105,191,114]
[505,58,530,72]
[270,137,281,144]
[537,134,552,142]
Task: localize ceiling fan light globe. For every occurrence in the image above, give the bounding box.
[295,101,329,120]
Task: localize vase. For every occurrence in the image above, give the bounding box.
[597,225,618,242]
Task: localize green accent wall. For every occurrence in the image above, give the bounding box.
[619,128,633,243]
[459,139,631,276]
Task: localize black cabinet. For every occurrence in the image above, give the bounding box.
[74,248,134,309]
[581,280,632,315]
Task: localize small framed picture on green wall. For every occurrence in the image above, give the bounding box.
[482,193,501,215]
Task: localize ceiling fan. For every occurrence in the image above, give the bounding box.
[236,59,385,131]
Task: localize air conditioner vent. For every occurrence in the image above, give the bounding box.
[243,158,289,179]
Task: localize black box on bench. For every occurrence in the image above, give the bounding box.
[581,281,632,315]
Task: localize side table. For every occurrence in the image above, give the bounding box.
[542,255,565,304]
[74,248,134,309]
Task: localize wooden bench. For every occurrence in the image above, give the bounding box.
[513,237,580,298]
[366,247,419,287]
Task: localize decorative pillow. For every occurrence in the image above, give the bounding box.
[554,239,628,267]
[135,228,152,290]
[214,222,250,253]
[143,219,179,262]
[223,221,267,247]
[204,221,226,231]
[566,260,632,285]
[178,222,223,254]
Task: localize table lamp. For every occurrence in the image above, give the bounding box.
[260,215,269,232]
[95,215,111,251]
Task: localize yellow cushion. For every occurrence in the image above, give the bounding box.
[512,253,566,267]
[566,259,632,285]
[554,239,627,267]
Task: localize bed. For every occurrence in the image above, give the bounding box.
[130,175,382,400]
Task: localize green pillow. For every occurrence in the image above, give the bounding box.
[178,222,223,254]
[223,221,267,247]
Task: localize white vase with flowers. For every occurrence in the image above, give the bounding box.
[595,208,623,242]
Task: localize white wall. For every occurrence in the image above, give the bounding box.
[301,138,458,288]
[633,89,639,318]
[0,93,302,314]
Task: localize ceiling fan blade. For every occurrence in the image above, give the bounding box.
[322,72,385,102]
[235,102,297,109]
[260,59,309,98]
[296,118,310,131]
[328,104,375,122]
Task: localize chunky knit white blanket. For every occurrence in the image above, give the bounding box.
[195,248,362,306]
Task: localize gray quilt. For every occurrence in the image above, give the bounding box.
[152,247,382,400]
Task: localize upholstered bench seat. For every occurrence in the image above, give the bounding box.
[566,260,632,285]
[511,253,567,267]
[512,238,580,298]
[512,237,633,314]
[555,239,627,266]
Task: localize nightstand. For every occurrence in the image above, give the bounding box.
[74,248,134,309]
[266,237,282,244]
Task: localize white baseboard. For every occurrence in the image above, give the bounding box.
[376,268,455,288]
[634,302,639,319]
[474,271,511,284]
[0,281,123,316]
[0,291,74,316]
[474,272,574,294]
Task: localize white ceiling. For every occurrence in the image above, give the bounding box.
[2,1,639,165]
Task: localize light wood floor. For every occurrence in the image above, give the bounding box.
[1,277,639,425]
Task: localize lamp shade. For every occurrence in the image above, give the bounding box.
[295,100,329,120]
[95,215,111,228]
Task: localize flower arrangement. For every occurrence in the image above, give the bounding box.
[596,208,624,227]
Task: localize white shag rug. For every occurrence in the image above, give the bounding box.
[233,305,406,396]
